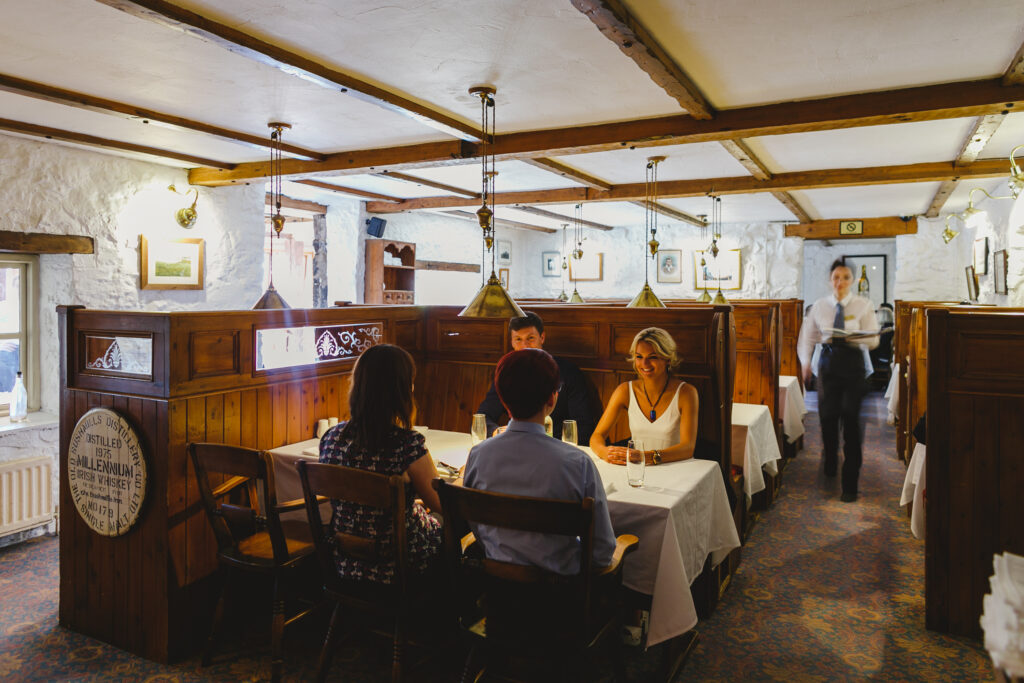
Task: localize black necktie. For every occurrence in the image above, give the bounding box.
[832,302,844,342]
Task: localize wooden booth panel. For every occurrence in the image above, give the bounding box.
[188,330,240,379]
[541,321,601,358]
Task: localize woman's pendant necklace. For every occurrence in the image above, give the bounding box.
[641,376,670,422]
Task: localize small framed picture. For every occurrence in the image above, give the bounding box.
[140,236,204,290]
[498,268,509,289]
[965,265,979,301]
[656,249,682,283]
[694,249,742,290]
[994,249,1008,295]
[497,239,511,265]
[569,252,603,281]
[974,237,989,275]
[541,251,560,277]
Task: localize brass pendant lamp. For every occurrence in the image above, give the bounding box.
[460,86,524,318]
[708,195,728,305]
[568,204,586,303]
[558,223,570,302]
[628,156,666,308]
[253,122,292,310]
[695,212,711,302]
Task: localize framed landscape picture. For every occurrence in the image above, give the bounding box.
[994,249,1008,295]
[140,236,204,290]
[693,248,741,290]
[569,252,603,281]
[541,251,560,277]
[656,249,682,283]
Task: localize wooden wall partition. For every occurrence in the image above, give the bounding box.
[58,305,424,662]
[416,305,736,480]
[926,308,1024,638]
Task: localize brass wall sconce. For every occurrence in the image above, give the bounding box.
[168,185,198,228]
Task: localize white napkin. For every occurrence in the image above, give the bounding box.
[981,552,1024,677]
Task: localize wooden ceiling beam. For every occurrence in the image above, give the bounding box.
[521,158,613,190]
[0,116,234,169]
[97,0,481,141]
[785,217,918,240]
[571,0,713,119]
[509,205,614,231]
[627,201,704,227]
[0,231,94,254]
[294,179,401,202]
[1004,40,1024,86]
[0,72,325,160]
[718,138,771,180]
[440,210,556,234]
[923,113,1007,217]
[771,192,814,223]
[365,158,1009,212]
[265,194,326,214]
[189,78,1024,186]
[376,171,479,199]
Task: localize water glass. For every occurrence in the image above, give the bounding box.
[316,419,330,438]
[561,420,578,446]
[471,414,487,446]
[626,439,645,488]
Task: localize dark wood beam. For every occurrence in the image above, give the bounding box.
[0,73,325,160]
[772,192,814,223]
[365,158,1009,212]
[571,0,713,119]
[718,138,771,180]
[441,210,556,234]
[0,231,94,254]
[415,259,480,273]
[377,171,479,199]
[0,117,234,168]
[294,179,401,202]
[785,217,918,240]
[96,0,480,141]
[510,205,614,231]
[923,113,1006,217]
[265,194,326,214]
[190,78,1024,186]
[1004,40,1024,86]
[521,158,613,190]
[627,201,704,227]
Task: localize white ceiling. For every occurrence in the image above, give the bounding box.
[1,0,1022,227]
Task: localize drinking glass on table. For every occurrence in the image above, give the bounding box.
[626,439,645,488]
[561,420,578,446]
[471,413,487,446]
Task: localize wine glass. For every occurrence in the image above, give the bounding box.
[471,414,487,446]
[626,439,645,488]
[561,420,578,446]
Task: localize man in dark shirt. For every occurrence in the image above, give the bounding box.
[476,312,596,443]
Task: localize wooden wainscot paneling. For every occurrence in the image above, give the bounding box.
[427,314,507,358]
[395,317,422,351]
[188,330,240,379]
[541,321,601,358]
[926,308,1024,639]
[610,323,709,365]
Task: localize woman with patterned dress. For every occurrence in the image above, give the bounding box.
[318,344,442,583]
[590,327,699,466]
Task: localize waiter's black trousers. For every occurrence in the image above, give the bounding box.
[817,344,867,494]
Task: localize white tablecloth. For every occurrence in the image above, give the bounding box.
[899,442,926,540]
[731,402,783,502]
[778,375,807,444]
[269,429,740,648]
[885,362,900,425]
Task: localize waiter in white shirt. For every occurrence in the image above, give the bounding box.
[798,259,879,502]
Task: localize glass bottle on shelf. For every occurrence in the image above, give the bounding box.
[858,265,870,296]
[11,371,28,422]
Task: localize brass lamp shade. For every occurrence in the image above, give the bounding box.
[569,287,585,304]
[557,290,569,302]
[941,225,960,244]
[711,288,728,305]
[696,288,712,303]
[253,283,291,309]
[627,282,666,308]
[459,273,525,318]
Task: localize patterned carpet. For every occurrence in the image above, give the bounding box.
[0,392,993,681]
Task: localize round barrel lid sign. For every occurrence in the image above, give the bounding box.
[68,408,147,536]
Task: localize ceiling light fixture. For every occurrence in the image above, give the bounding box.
[253,122,292,310]
[569,203,586,304]
[558,223,569,302]
[696,212,711,302]
[709,195,728,305]
[168,184,198,229]
[459,86,524,319]
[628,156,667,308]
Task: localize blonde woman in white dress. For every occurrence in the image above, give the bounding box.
[590,327,699,466]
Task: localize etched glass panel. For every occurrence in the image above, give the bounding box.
[256,322,383,371]
[83,335,153,377]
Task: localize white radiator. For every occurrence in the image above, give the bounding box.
[0,456,54,538]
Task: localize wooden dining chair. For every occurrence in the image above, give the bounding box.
[296,459,434,683]
[433,479,639,683]
[189,442,316,683]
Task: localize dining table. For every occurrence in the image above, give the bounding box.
[268,427,740,648]
[730,402,783,503]
[778,374,807,444]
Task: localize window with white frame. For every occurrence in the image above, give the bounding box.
[0,254,37,416]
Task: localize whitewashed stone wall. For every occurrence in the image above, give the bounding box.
[804,238,897,306]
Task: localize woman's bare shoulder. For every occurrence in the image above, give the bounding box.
[677,380,699,404]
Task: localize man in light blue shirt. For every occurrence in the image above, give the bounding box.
[463,348,616,574]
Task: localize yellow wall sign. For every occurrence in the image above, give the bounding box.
[68,408,147,537]
[839,220,864,235]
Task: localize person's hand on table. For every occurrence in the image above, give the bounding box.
[603,446,640,466]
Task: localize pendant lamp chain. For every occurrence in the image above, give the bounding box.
[253,122,292,309]
[628,156,666,308]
